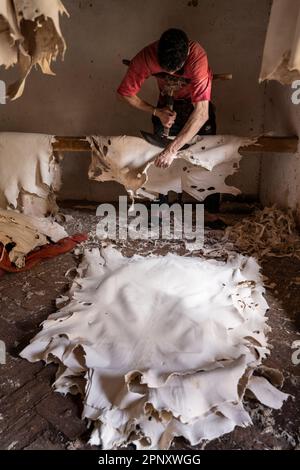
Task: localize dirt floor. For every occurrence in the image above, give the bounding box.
[0,204,299,450]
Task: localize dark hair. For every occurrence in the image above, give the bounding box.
[158,29,189,72]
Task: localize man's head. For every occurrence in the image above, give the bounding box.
[158,29,189,73]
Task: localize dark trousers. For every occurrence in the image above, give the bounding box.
[152,98,219,212]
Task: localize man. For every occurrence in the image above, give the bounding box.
[117,28,216,169]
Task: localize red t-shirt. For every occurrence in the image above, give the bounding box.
[117,40,212,103]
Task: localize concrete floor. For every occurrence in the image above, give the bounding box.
[0,206,299,450]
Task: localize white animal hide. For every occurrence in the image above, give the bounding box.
[0,0,22,69]
[0,0,68,99]
[21,246,289,449]
[260,0,300,84]
[0,208,67,267]
[88,135,254,201]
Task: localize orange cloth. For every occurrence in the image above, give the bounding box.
[0,234,88,277]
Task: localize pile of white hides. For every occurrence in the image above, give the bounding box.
[21,246,289,449]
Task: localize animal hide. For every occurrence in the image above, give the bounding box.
[260,0,300,84]
[88,135,254,202]
[0,207,67,267]
[21,246,289,450]
[0,0,68,99]
[0,132,61,216]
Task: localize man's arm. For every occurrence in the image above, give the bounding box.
[155,100,209,168]
[118,93,176,127]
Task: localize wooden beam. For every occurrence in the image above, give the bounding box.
[53,135,299,154]
[53,136,91,152]
[239,136,298,154]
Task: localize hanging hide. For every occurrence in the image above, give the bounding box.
[260,0,300,84]
[88,135,255,201]
[0,132,61,217]
[0,0,69,100]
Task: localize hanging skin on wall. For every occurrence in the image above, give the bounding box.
[260,0,300,84]
[0,0,69,99]
[0,0,21,68]
[0,132,62,217]
[0,132,255,217]
[21,246,289,450]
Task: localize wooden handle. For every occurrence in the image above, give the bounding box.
[163,90,175,137]
[123,60,232,83]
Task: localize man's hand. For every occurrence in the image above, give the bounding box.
[154,147,177,168]
[156,107,177,128]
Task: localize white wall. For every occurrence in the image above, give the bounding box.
[260,82,300,222]
[0,0,272,201]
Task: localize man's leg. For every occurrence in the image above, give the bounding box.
[197,104,227,228]
[152,97,171,204]
[197,102,220,213]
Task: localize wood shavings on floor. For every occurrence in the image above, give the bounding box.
[223,206,300,260]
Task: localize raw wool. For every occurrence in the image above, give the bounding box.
[223,206,300,260]
[0,208,67,268]
[0,0,69,100]
[259,0,300,84]
[0,132,62,217]
[21,246,289,450]
[88,135,255,202]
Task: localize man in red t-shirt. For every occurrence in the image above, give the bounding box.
[117,29,215,169]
